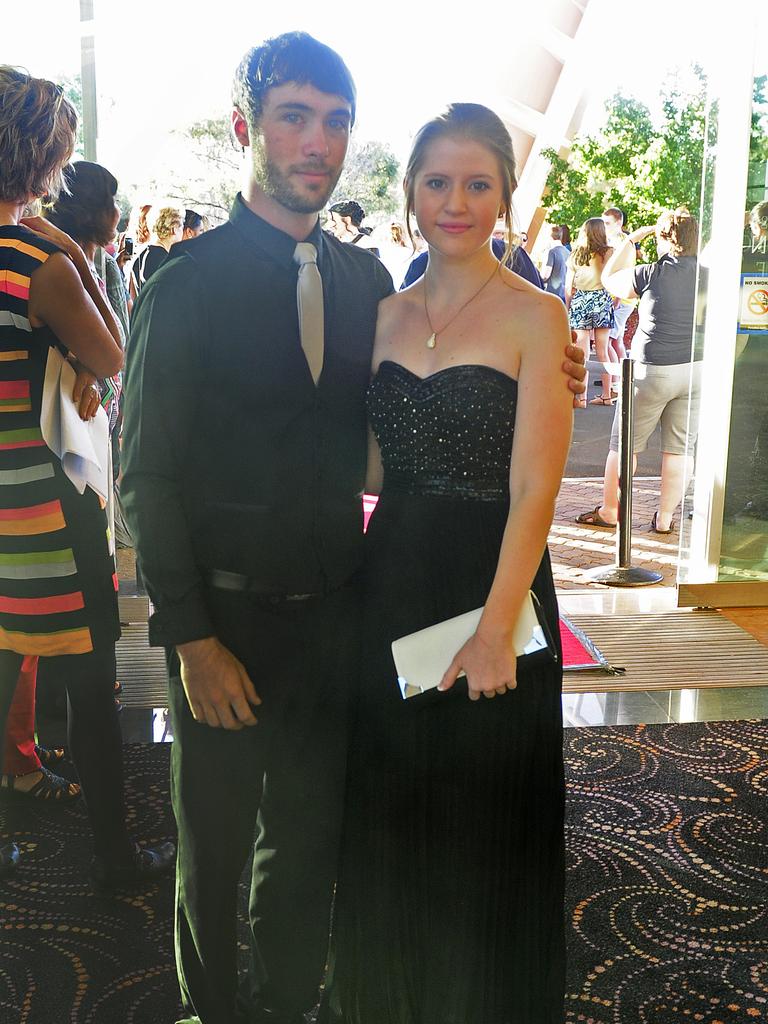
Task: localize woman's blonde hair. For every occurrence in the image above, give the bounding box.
[0,66,77,203]
[656,207,698,257]
[571,217,611,267]
[403,103,518,265]
[147,203,184,243]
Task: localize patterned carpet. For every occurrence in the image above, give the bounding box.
[0,744,180,1024]
[0,723,767,1023]
[565,721,768,1023]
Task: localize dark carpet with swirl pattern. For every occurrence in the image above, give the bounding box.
[1,723,767,1023]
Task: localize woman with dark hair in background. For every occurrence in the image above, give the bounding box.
[0,66,174,886]
[182,209,209,240]
[46,161,128,411]
[328,199,380,257]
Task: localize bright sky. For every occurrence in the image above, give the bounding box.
[8,0,723,201]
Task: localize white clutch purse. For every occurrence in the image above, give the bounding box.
[391,592,552,700]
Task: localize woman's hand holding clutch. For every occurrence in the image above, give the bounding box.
[438,629,518,702]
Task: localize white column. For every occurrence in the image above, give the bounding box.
[79,0,97,161]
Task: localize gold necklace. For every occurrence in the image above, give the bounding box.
[423,262,500,349]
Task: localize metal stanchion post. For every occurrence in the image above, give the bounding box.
[588,358,663,586]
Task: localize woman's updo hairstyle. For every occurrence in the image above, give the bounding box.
[403,103,518,263]
[329,199,365,227]
[656,207,698,257]
[0,66,78,203]
[147,203,185,243]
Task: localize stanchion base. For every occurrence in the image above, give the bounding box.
[586,565,664,587]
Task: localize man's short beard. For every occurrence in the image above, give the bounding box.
[259,156,341,215]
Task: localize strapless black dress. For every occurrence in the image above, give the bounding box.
[324,361,566,1024]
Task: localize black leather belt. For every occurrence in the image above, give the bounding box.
[205,569,320,602]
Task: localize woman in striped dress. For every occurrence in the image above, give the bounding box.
[0,66,174,887]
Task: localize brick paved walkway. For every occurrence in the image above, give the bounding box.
[551,476,679,590]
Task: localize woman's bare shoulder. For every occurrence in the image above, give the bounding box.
[500,272,568,340]
[377,283,421,322]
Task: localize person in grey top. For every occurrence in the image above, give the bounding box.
[576,208,701,534]
[540,224,569,301]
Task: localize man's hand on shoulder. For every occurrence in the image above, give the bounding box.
[177,636,261,730]
[564,334,587,395]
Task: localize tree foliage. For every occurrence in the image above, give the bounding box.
[330,139,401,221]
[165,121,401,226]
[59,74,85,159]
[542,66,708,243]
[164,117,241,224]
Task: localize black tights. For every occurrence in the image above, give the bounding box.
[0,645,131,863]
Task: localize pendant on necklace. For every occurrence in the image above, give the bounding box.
[426,333,437,350]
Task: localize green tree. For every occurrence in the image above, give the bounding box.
[59,74,85,159]
[750,74,768,165]
[542,66,708,246]
[330,140,401,221]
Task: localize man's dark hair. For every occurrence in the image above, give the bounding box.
[603,206,624,224]
[329,199,365,226]
[232,32,357,132]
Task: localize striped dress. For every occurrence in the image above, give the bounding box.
[0,225,119,656]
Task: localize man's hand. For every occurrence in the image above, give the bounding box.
[564,333,587,396]
[177,636,261,730]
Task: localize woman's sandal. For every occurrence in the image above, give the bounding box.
[576,506,617,529]
[0,767,81,802]
[650,512,675,534]
[573,398,587,410]
[589,396,616,406]
[34,745,65,768]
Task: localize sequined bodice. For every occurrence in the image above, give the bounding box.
[367,361,517,500]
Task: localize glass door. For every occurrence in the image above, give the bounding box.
[678,9,768,606]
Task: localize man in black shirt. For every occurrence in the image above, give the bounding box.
[122,31,586,1024]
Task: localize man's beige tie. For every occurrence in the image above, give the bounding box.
[293,242,324,385]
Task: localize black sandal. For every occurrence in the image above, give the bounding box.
[0,767,81,802]
[650,512,675,534]
[34,745,66,768]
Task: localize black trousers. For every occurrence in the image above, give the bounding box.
[0,643,128,861]
[169,583,360,1024]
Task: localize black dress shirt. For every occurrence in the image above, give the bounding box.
[121,196,393,647]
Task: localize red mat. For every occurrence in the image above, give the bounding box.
[559,614,611,672]
[363,497,613,674]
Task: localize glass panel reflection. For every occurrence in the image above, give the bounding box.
[719,77,768,581]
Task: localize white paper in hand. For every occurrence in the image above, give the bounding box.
[391,592,550,699]
[40,346,110,501]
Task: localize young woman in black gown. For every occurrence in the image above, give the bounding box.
[323,104,573,1024]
